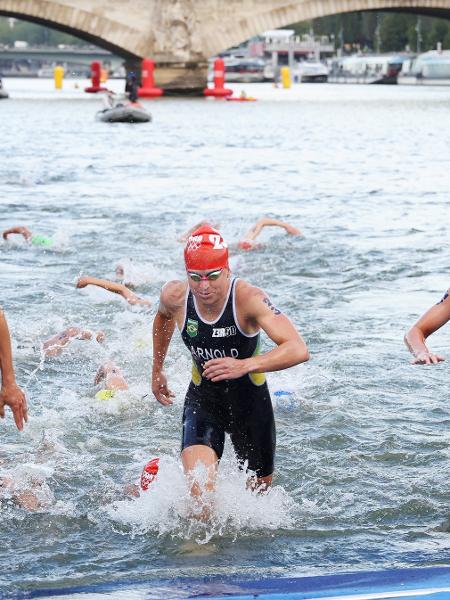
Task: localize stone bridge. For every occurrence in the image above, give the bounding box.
[2,0,450,92]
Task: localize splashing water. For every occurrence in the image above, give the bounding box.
[103,454,296,544]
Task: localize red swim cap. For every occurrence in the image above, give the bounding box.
[184,225,229,271]
[238,240,255,251]
[140,457,159,491]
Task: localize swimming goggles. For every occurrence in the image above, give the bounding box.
[188,269,223,282]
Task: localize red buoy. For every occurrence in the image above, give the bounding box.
[138,59,163,98]
[85,61,108,93]
[204,58,233,98]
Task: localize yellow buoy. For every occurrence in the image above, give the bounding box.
[54,65,64,90]
[281,66,291,89]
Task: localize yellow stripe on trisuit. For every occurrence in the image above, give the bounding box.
[249,339,266,386]
[191,361,202,386]
[95,389,116,401]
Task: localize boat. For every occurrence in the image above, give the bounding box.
[0,79,9,99]
[295,60,328,82]
[398,50,450,85]
[96,102,151,123]
[328,54,407,84]
[223,57,266,83]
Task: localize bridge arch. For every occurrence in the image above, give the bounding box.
[2,0,450,91]
[0,0,144,59]
[203,0,450,57]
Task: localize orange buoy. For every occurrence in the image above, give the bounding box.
[204,58,233,98]
[85,61,108,93]
[138,59,163,98]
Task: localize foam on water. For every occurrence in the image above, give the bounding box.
[115,257,157,287]
[103,454,296,544]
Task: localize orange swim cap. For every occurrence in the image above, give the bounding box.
[184,225,229,271]
[140,457,160,491]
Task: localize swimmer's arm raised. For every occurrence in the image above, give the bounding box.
[0,309,28,430]
[76,276,150,307]
[203,287,309,382]
[2,226,32,241]
[257,218,302,236]
[42,327,104,357]
[404,290,450,365]
[240,218,302,243]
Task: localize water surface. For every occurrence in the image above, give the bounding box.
[1,78,449,597]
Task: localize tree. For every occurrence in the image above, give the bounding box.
[0,17,88,46]
[288,10,450,54]
[379,13,411,51]
[428,19,450,49]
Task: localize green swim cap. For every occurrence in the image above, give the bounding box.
[31,235,53,247]
[95,389,116,401]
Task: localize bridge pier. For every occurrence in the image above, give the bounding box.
[124,59,207,96]
[154,62,208,96]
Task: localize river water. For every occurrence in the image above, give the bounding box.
[0,78,449,597]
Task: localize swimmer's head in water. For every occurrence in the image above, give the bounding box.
[95,389,115,401]
[31,235,53,248]
[140,457,159,491]
[184,225,228,271]
[238,240,257,251]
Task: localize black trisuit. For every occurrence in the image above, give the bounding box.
[180,278,275,478]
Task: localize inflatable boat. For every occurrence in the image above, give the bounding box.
[96,102,151,123]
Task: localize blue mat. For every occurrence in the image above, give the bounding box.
[12,565,450,599]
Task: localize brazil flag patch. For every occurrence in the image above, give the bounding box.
[186,318,198,338]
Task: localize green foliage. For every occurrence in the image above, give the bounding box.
[379,13,411,51]
[0,17,87,46]
[291,11,450,53]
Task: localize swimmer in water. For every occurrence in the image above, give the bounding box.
[238,217,302,251]
[115,259,131,283]
[2,226,53,247]
[76,276,151,308]
[94,360,128,391]
[404,288,450,365]
[0,472,51,511]
[151,224,309,517]
[42,327,105,358]
[0,308,27,431]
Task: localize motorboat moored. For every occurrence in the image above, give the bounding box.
[295,60,328,82]
[398,50,450,85]
[328,54,407,84]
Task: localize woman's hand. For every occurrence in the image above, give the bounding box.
[411,351,445,365]
[152,370,175,405]
[203,357,250,382]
